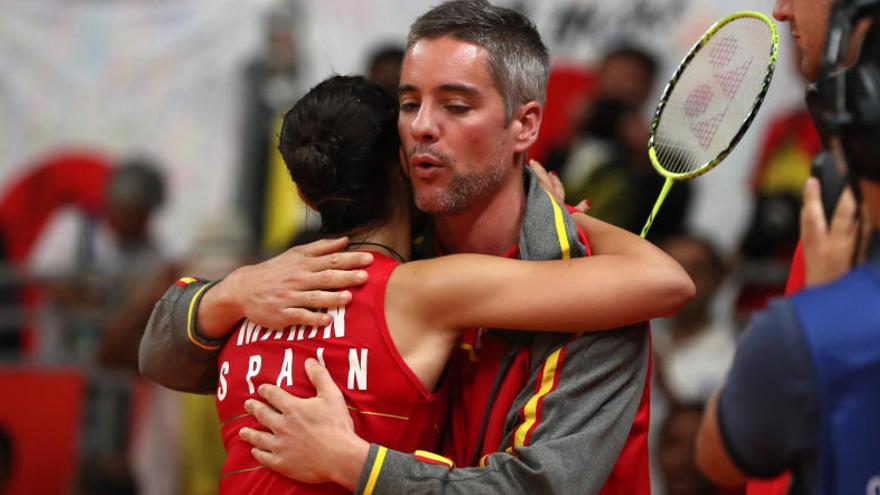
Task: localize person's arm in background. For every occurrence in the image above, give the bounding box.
[98,261,181,369]
[696,178,863,486]
[138,237,373,393]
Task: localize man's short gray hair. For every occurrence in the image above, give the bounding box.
[407,0,549,124]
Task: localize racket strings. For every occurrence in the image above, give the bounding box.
[653,17,775,177]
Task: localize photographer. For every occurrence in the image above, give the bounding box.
[695,1,880,493]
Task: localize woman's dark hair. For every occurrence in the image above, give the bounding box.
[278,75,400,235]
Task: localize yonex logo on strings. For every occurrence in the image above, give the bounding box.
[641,11,776,238]
[684,36,753,149]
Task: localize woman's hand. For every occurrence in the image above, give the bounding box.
[529,160,590,213]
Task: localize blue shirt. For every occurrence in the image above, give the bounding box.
[717,298,818,494]
[718,261,880,495]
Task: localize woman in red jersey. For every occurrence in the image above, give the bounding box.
[216,75,692,494]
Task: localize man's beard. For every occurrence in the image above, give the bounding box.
[413,159,508,215]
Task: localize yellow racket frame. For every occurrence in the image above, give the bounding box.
[641,10,779,237]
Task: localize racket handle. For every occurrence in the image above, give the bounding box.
[640,177,675,238]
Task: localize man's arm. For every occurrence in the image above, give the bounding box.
[696,392,747,486]
[138,238,373,393]
[241,325,651,494]
[695,300,817,486]
[138,277,225,393]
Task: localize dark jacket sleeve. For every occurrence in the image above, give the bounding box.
[138,278,227,394]
[354,325,650,494]
[717,299,817,477]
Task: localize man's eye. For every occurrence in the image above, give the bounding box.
[446,105,470,114]
[400,102,420,112]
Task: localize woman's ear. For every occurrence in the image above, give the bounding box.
[511,101,543,153]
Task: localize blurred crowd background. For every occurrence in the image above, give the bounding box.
[0,0,817,494]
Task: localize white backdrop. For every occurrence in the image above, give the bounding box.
[0,0,276,255]
[0,0,804,255]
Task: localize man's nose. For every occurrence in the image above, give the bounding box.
[772,0,792,22]
[410,104,439,144]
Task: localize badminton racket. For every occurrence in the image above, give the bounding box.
[641,11,778,237]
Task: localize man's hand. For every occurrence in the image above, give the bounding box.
[801,177,869,287]
[198,238,373,339]
[239,359,370,490]
[529,160,590,213]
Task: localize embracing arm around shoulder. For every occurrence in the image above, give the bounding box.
[387,212,694,336]
[573,212,695,313]
[196,238,374,339]
[138,237,373,392]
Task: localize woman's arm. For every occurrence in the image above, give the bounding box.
[387,213,694,335]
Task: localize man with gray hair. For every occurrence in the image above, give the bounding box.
[141,1,675,493]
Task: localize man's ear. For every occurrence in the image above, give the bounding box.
[511,101,542,153]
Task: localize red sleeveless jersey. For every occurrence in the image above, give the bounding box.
[215,253,445,494]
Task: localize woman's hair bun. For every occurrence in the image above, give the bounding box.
[278,75,400,235]
[289,124,341,198]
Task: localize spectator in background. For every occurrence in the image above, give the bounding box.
[365,44,405,95]
[546,46,689,239]
[658,404,734,495]
[30,158,166,362]
[556,95,692,239]
[595,45,659,110]
[562,98,647,231]
[28,158,167,495]
[558,97,646,228]
[544,45,659,174]
[651,234,736,495]
[238,5,307,253]
[654,234,736,404]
